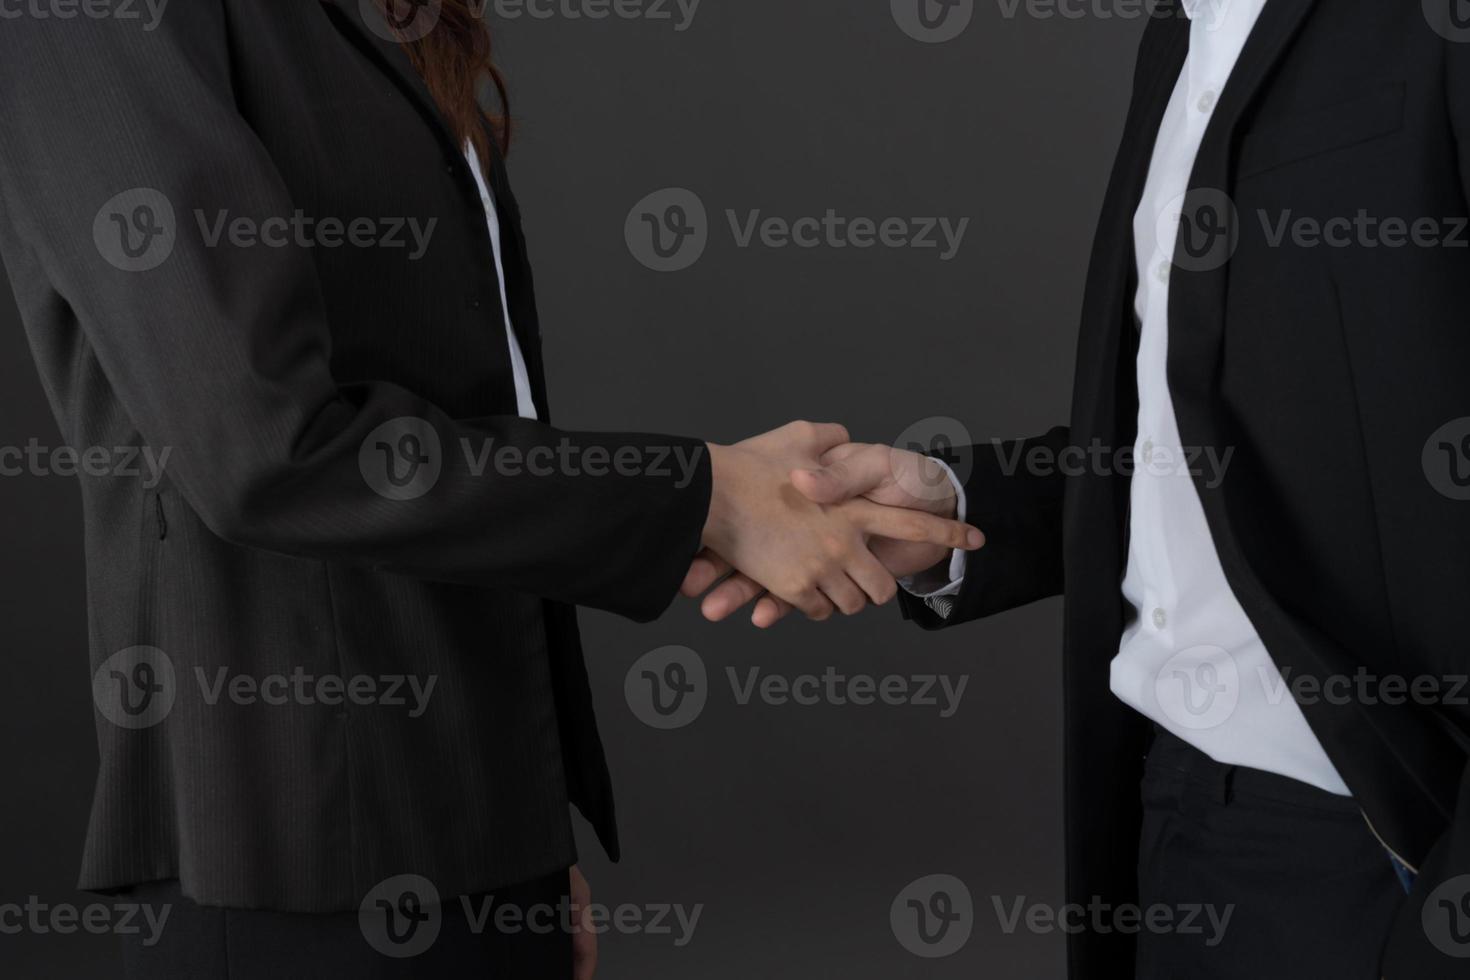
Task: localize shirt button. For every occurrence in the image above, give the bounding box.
[1156,262,1171,283]
[1142,439,1154,463]
[1197,90,1218,113]
[1152,608,1168,630]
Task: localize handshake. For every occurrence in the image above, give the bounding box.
[683,421,982,627]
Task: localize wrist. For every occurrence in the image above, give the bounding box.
[934,488,957,521]
[917,456,959,520]
[903,552,960,595]
[702,443,736,549]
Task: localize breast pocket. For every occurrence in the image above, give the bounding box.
[1237,83,1405,180]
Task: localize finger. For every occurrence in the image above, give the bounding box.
[700,572,767,622]
[819,573,868,617]
[567,866,597,980]
[850,500,985,551]
[573,909,597,980]
[846,549,900,607]
[751,594,794,628]
[681,549,733,598]
[795,420,851,457]
[792,445,891,504]
[788,587,836,621]
[818,442,866,466]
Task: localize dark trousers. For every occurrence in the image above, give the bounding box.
[1137,729,1404,979]
[117,870,572,980]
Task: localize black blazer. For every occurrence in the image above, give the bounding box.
[0,2,712,910]
[902,2,1470,977]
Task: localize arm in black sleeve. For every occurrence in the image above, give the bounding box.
[898,427,1068,630]
[0,2,708,622]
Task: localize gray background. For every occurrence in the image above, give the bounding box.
[0,1,1142,976]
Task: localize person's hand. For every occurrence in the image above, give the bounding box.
[698,424,981,621]
[686,442,971,626]
[570,865,596,980]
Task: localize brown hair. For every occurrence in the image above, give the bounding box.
[385,1,512,164]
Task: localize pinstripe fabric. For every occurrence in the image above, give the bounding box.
[0,1,710,911]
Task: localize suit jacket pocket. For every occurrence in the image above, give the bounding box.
[1237,83,1405,180]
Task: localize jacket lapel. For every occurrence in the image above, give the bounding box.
[317,0,463,156]
[1068,7,1188,469]
[320,1,549,417]
[1166,0,1320,454]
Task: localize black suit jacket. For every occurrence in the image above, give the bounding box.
[0,1,712,910]
[903,2,1470,977]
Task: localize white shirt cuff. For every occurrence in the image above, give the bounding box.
[898,457,968,599]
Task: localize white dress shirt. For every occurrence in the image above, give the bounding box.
[925,0,1349,796]
[466,145,538,421]
[1112,0,1346,797]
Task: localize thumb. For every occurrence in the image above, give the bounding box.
[792,447,889,504]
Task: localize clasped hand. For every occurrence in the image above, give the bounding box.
[686,421,981,626]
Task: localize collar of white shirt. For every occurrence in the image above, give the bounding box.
[1178,0,1213,20]
[1178,0,1269,34]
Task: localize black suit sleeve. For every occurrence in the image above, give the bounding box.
[0,3,709,623]
[898,426,1069,630]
